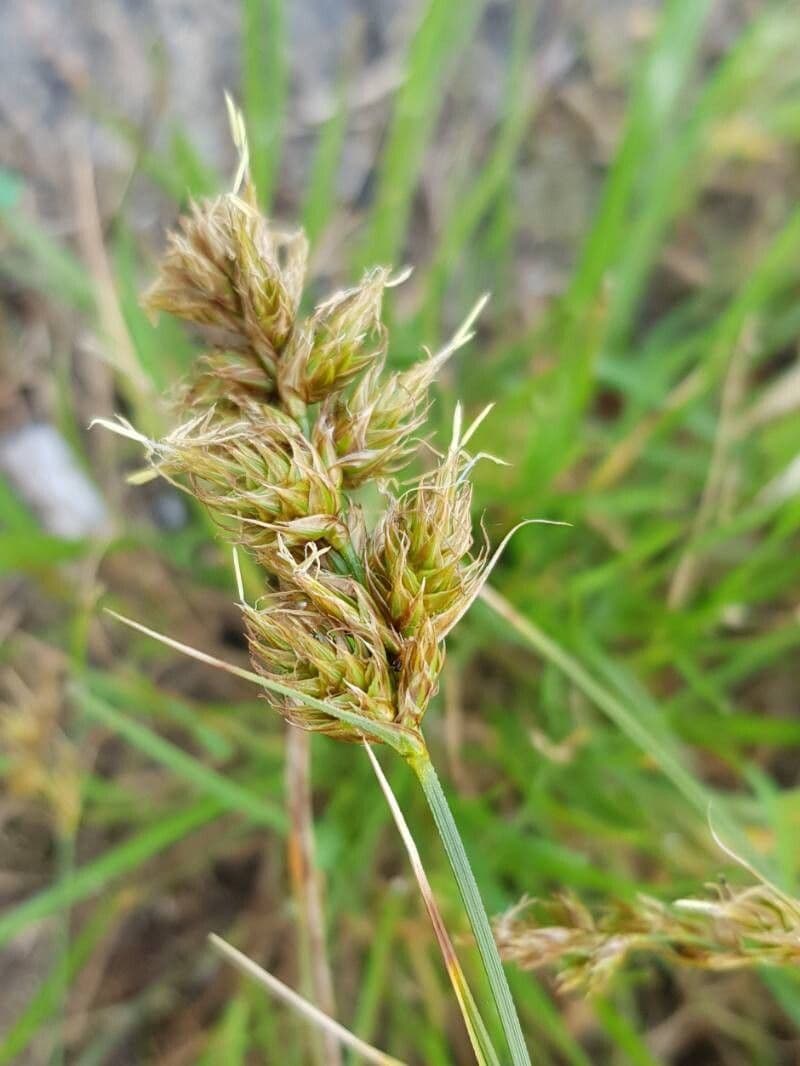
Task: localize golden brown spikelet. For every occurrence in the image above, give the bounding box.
[366,427,485,640]
[127,407,347,559]
[278,267,390,411]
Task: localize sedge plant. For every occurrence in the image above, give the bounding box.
[97,107,532,1066]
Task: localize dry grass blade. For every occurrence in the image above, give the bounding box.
[103,609,424,756]
[286,727,341,1066]
[208,934,407,1066]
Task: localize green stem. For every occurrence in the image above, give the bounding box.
[409,749,532,1066]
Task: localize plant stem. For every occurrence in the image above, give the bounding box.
[409,749,532,1066]
[364,743,501,1066]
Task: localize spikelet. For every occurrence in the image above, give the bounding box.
[182,348,277,411]
[121,407,347,558]
[396,618,444,729]
[366,412,486,640]
[494,875,800,993]
[271,539,400,653]
[278,268,390,411]
[317,296,487,487]
[143,194,308,374]
[243,594,396,741]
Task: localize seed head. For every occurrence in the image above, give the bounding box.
[97,105,498,748]
[278,267,389,410]
[495,876,800,993]
[134,407,347,558]
[366,422,485,639]
[143,193,308,371]
[243,594,396,741]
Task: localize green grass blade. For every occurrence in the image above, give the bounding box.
[422,0,536,336]
[478,586,761,869]
[0,473,38,533]
[519,0,713,495]
[411,751,532,1066]
[605,8,800,353]
[0,175,96,311]
[0,532,90,573]
[480,587,708,813]
[0,799,223,949]
[86,668,234,761]
[564,0,712,314]
[0,900,116,1064]
[73,684,286,833]
[302,81,349,247]
[365,743,501,1066]
[241,0,286,207]
[359,0,486,268]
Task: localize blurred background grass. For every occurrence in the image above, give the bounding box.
[2,0,800,1062]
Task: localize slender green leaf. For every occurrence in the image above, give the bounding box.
[241,0,286,207]
[0,901,115,1064]
[359,0,486,267]
[73,685,286,833]
[0,799,223,949]
[412,751,532,1066]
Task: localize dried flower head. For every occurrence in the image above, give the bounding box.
[243,594,396,741]
[495,875,800,993]
[98,106,512,746]
[366,413,488,640]
[143,192,307,374]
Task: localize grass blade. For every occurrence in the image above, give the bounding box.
[302,79,349,247]
[73,684,286,833]
[0,799,223,949]
[521,0,713,494]
[410,750,532,1066]
[241,0,286,208]
[479,584,761,870]
[0,900,116,1064]
[358,0,486,268]
[422,0,537,337]
[364,743,501,1066]
[209,933,408,1066]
